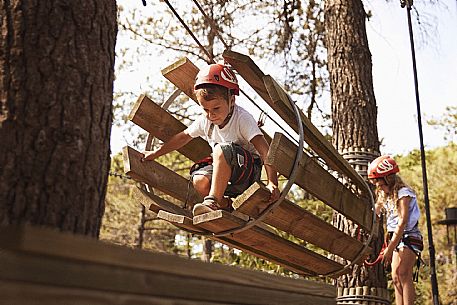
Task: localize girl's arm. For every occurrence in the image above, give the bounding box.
[142,131,193,161]
[382,196,411,264]
[250,135,280,202]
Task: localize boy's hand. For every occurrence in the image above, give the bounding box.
[141,150,157,162]
[266,182,280,203]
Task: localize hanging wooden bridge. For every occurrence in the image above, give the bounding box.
[123,50,376,279]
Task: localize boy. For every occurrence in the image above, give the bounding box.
[142,63,279,215]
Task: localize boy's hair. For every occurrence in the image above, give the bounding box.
[194,84,231,102]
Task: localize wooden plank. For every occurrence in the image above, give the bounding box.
[267,133,373,232]
[222,49,367,192]
[193,210,346,277]
[0,280,221,305]
[132,187,206,234]
[0,226,336,305]
[137,195,328,274]
[232,182,370,262]
[128,94,211,162]
[157,210,201,233]
[161,57,199,102]
[123,146,202,205]
[132,186,188,215]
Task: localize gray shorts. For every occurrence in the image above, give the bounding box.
[191,143,262,197]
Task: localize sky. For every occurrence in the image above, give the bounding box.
[111,0,457,156]
[365,0,456,155]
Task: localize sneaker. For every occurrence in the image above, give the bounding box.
[192,196,219,216]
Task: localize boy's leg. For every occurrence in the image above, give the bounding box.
[192,175,211,197]
[207,144,231,205]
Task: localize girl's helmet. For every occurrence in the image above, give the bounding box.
[194,63,240,95]
[367,155,399,179]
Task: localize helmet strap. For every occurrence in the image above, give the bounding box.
[218,93,235,128]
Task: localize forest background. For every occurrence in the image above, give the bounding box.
[102,1,456,305]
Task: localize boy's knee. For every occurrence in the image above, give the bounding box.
[192,175,210,195]
[213,143,231,163]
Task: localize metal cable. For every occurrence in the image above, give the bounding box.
[403,1,440,303]
[163,0,214,63]
[162,0,304,147]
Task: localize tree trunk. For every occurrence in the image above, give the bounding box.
[325,0,388,302]
[0,0,117,237]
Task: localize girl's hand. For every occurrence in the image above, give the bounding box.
[381,247,393,267]
[266,182,280,203]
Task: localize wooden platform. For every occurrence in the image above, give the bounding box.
[0,225,337,305]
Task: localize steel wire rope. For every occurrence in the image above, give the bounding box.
[162,0,303,148]
[402,0,440,303]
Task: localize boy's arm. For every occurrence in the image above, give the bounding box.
[250,135,280,202]
[141,131,193,161]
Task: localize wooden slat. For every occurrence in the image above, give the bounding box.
[0,226,337,305]
[161,57,199,102]
[128,94,211,162]
[193,210,346,277]
[267,133,373,231]
[132,187,187,215]
[123,146,202,205]
[222,49,367,192]
[133,194,338,277]
[232,182,370,262]
[157,210,200,232]
[132,187,207,234]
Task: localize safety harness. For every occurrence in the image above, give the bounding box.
[365,229,424,282]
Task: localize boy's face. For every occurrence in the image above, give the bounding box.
[197,95,232,126]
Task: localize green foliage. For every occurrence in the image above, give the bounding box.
[427,106,457,142]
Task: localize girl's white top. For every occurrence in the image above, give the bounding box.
[386,187,421,236]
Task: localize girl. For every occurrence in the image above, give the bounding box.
[368,155,423,305]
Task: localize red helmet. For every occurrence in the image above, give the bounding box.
[367,155,400,179]
[194,63,239,95]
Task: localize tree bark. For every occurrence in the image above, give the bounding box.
[0,0,117,237]
[325,0,387,297]
[326,0,379,152]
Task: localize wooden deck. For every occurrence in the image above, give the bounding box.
[0,225,337,305]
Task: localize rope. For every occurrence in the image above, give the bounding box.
[191,0,230,49]
[364,240,387,267]
[403,1,440,303]
[109,172,132,180]
[162,0,214,63]
[159,0,305,147]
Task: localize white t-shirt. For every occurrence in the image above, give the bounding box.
[386,187,421,236]
[185,104,263,156]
